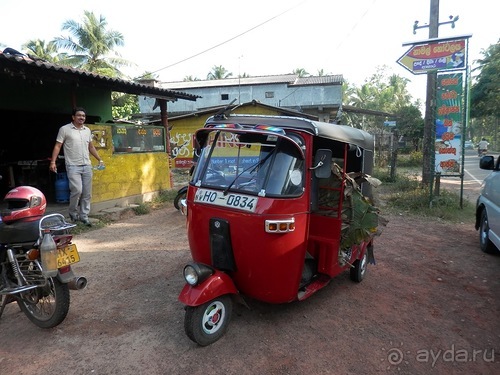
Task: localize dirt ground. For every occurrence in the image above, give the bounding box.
[1,199,499,374]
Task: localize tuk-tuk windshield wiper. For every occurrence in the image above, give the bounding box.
[222,147,276,195]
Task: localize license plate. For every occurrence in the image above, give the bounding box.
[57,244,80,268]
[194,188,258,212]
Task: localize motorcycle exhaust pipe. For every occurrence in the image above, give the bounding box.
[68,276,88,290]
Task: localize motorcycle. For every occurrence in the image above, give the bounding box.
[478,148,488,157]
[0,185,87,328]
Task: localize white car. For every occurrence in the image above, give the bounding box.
[476,155,500,253]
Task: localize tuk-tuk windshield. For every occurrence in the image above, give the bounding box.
[192,130,305,197]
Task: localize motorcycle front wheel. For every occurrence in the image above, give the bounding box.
[17,277,70,328]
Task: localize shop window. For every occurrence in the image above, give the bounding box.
[112,125,166,153]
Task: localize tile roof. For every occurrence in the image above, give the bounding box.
[0,49,199,101]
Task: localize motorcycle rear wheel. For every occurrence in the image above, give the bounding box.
[17,277,70,328]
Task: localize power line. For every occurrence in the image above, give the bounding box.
[137,0,308,79]
[334,0,378,52]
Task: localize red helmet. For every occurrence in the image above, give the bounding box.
[1,186,47,223]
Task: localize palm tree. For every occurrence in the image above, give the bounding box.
[54,11,131,77]
[292,68,309,77]
[207,65,232,80]
[183,75,200,81]
[22,39,65,63]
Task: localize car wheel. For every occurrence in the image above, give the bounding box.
[479,210,498,254]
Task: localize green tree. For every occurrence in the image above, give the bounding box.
[207,65,232,80]
[394,105,424,151]
[22,39,65,63]
[292,68,309,77]
[112,92,139,119]
[183,75,200,81]
[54,10,131,77]
[470,40,500,119]
[470,40,500,148]
[344,66,420,130]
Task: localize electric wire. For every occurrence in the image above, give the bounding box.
[136,0,308,79]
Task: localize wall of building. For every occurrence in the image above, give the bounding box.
[88,124,171,212]
[139,83,342,116]
[169,104,283,169]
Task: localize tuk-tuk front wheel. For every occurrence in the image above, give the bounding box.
[184,295,232,346]
[350,251,368,282]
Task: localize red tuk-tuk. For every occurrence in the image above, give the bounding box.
[178,114,381,346]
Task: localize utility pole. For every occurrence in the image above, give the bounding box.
[415,0,459,189]
[421,0,440,186]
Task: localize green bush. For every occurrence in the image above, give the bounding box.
[133,203,151,215]
[372,170,474,223]
[397,151,423,167]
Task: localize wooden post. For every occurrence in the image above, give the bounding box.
[159,99,174,188]
[434,172,441,196]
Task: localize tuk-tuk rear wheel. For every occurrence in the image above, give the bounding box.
[350,251,368,283]
[184,295,233,346]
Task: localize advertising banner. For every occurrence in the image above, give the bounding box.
[435,73,463,175]
[397,38,467,75]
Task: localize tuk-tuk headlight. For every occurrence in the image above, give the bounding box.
[183,262,214,286]
[184,265,198,285]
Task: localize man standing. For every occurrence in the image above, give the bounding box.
[49,107,104,226]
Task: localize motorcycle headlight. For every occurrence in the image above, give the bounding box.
[183,262,214,286]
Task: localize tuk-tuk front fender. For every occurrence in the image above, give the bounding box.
[178,271,238,306]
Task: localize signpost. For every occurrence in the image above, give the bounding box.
[397,34,471,208]
[397,37,468,75]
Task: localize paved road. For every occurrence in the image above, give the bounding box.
[439,150,498,204]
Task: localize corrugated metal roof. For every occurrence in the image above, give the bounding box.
[159,73,343,90]
[0,50,199,101]
[292,75,343,86]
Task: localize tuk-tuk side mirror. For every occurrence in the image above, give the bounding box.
[479,155,495,171]
[312,149,332,178]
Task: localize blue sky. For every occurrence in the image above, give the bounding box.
[1,0,497,105]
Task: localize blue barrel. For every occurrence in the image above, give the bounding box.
[55,172,70,203]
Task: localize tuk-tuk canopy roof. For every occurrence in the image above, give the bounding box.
[205,114,374,151]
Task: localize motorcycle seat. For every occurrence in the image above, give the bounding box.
[0,217,40,245]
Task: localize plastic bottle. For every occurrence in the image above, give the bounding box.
[40,229,58,277]
[93,161,105,171]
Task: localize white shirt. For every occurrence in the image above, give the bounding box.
[478,140,489,149]
[56,122,93,166]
